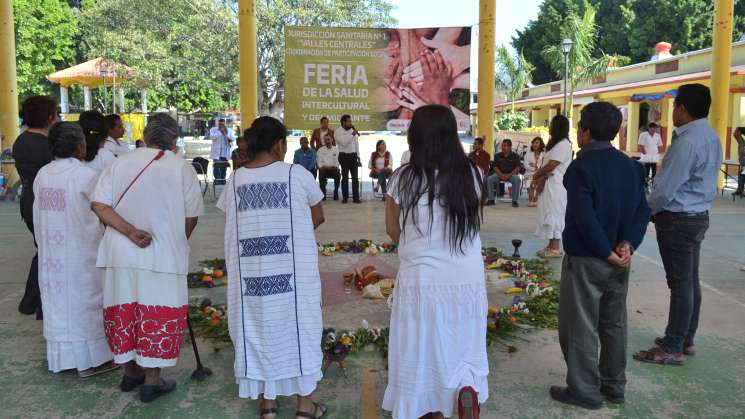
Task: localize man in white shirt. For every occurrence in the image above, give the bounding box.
[317,134,341,201]
[334,114,361,203]
[638,122,663,182]
[103,114,130,157]
[209,118,234,184]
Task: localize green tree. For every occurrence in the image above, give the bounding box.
[495,45,534,112]
[255,0,396,114]
[14,0,78,99]
[512,0,590,85]
[514,0,745,84]
[78,0,239,112]
[541,6,626,121]
[494,111,529,131]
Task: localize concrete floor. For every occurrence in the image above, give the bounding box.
[1,190,745,418]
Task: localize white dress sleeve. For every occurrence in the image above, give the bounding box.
[91,163,115,206]
[216,173,234,212]
[295,165,324,207]
[386,170,401,204]
[182,162,205,218]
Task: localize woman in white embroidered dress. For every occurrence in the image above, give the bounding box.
[91,113,204,403]
[217,117,327,419]
[33,122,118,378]
[383,105,488,419]
[525,136,545,207]
[532,115,573,258]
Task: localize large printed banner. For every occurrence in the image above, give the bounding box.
[285,26,472,131]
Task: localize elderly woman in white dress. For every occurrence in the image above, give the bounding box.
[532,115,573,258]
[91,113,204,403]
[525,136,545,207]
[217,116,327,419]
[33,122,118,378]
[383,105,488,419]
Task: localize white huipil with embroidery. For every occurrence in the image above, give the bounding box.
[217,161,324,400]
[32,158,113,372]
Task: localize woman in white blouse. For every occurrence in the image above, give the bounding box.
[80,111,116,174]
[525,137,545,207]
[369,140,393,200]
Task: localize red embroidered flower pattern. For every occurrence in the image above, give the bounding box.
[103,303,188,359]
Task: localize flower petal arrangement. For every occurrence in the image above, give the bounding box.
[187,242,560,359]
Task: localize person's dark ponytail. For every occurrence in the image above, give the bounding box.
[244,116,287,153]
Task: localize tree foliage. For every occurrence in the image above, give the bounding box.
[495,45,534,112]
[512,0,590,85]
[78,0,239,111]
[541,6,625,120]
[494,111,530,132]
[14,0,78,99]
[514,0,745,85]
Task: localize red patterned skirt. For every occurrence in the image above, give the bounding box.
[102,268,188,368]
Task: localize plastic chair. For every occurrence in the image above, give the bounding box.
[191,160,210,198]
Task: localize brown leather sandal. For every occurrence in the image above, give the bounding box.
[654,337,696,356]
[259,399,278,419]
[296,402,327,418]
[633,346,684,365]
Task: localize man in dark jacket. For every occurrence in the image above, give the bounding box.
[12,96,58,319]
[549,101,651,410]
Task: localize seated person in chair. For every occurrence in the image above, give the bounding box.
[486,139,523,207]
[293,136,317,178]
[369,140,393,200]
[317,134,340,200]
[231,136,251,169]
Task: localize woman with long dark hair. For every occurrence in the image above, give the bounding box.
[532,115,573,258]
[368,139,393,199]
[79,111,116,173]
[525,136,545,207]
[217,117,327,419]
[383,105,488,419]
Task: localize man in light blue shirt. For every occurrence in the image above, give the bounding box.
[634,84,722,366]
[293,137,317,178]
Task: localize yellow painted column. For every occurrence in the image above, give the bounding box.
[711,0,734,185]
[730,93,743,161]
[530,108,540,128]
[662,97,675,149]
[239,0,258,130]
[0,0,19,183]
[627,101,640,152]
[477,0,496,156]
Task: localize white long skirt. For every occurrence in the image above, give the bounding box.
[102,268,189,368]
[237,371,322,400]
[535,177,567,240]
[383,276,489,418]
[47,338,112,373]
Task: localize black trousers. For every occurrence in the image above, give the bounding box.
[644,162,657,180]
[655,211,709,354]
[18,217,41,315]
[338,152,359,201]
[319,168,340,197]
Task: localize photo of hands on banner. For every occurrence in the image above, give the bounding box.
[377,27,471,131]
